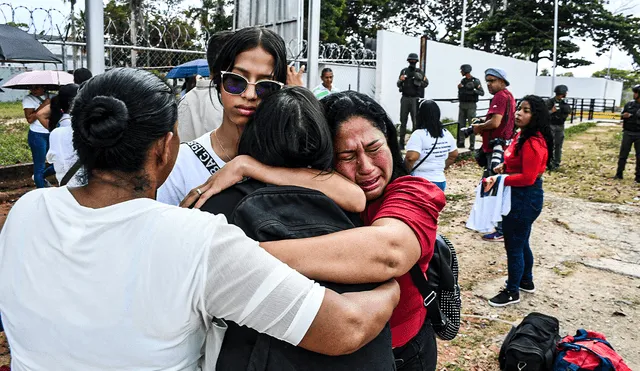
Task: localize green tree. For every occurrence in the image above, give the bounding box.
[592,68,640,90]
[101,0,198,67]
[558,72,574,77]
[394,0,490,43]
[319,0,347,43]
[318,0,401,46]
[389,0,640,69]
[540,68,550,76]
[463,0,640,69]
[185,0,233,43]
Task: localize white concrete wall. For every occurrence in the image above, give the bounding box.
[0,67,29,102]
[376,30,538,126]
[535,76,623,104]
[315,63,376,96]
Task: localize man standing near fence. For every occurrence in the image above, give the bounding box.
[312,67,340,99]
[472,68,515,242]
[614,84,640,182]
[457,64,484,150]
[397,53,429,150]
[546,85,571,170]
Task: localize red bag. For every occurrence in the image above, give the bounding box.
[554,329,631,371]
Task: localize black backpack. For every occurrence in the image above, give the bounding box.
[214,182,395,371]
[409,234,461,340]
[499,312,561,371]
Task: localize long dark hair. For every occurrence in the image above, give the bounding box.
[516,95,553,168]
[49,83,79,130]
[320,91,408,182]
[211,27,287,100]
[238,87,333,171]
[71,68,177,176]
[416,99,443,138]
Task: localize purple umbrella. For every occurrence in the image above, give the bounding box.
[2,70,74,91]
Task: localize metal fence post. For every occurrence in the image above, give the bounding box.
[570,99,575,123]
[357,61,361,93]
[61,40,67,71]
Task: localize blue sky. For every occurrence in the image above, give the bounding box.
[6,0,638,77]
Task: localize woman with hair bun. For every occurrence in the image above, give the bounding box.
[0,68,400,370]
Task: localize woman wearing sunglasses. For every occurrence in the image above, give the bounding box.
[158,27,364,212]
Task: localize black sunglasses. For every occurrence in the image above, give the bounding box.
[220,71,284,98]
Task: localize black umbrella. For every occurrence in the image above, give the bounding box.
[0,24,62,64]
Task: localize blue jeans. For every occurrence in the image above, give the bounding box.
[28,130,55,188]
[431,181,446,191]
[503,178,543,293]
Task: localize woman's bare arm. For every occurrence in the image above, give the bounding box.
[35,105,51,129]
[299,279,400,355]
[181,155,366,212]
[261,217,422,284]
[404,150,420,172]
[445,149,459,169]
[23,99,50,124]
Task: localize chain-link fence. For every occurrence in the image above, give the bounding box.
[1,3,376,76]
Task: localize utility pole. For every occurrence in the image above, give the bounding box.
[604,47,614,100]
[306,0,320,89]
[551,0,558,95]
[460,0,466,47]
[86,0,105,74]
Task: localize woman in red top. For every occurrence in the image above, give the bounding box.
[189,91,446,370]
[484,95,553,307]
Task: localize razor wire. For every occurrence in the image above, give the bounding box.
[2,3,376,71]
[286,39,376,67]
[0,3,200,49]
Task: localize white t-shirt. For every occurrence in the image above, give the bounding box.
[157,131,226,206]
[178,79,223,143]
[466,175,512,233]
[0,187,324,371]
[46,113,85,187]
[22,94,50,133]
[405,129,457,182]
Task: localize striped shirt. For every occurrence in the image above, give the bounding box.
[312,84,340,99]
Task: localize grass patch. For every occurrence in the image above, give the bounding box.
[553,261,578,277]
[437,317,511,370]
[562,261,578,269]
[545,124,640,204]
[446,193,468,202]
[564,121,597,138]
[552,265,575,277]
[0,101,26,120]
[553,218,571,231]
[0,120,31,165]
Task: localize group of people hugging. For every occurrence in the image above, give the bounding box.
[0,26,554,370]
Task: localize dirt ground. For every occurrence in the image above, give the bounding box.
[0,123,639,370]
[435,124,640,370]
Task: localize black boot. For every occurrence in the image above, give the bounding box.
[635,156,640,183]
[615,158,626,179]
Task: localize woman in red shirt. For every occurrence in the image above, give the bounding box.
[484,95,553,307]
